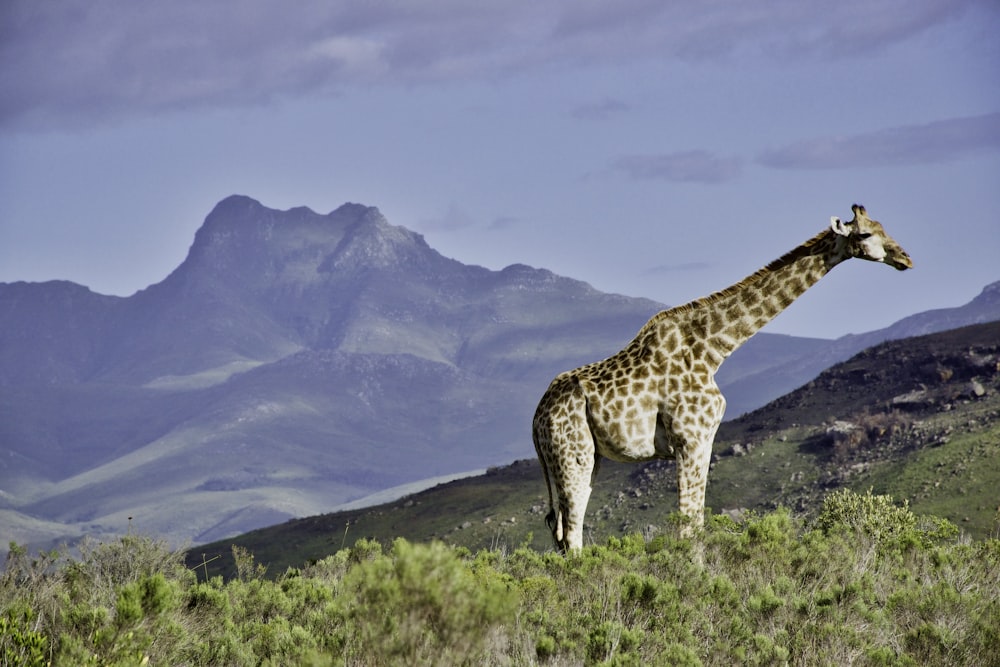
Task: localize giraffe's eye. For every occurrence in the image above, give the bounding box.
[858,232,873,239]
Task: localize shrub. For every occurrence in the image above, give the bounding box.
[3,494,997,666]
[341,538,518,665]
[0,612,48,667]
[821,410,914,461]
[815,488,916,541]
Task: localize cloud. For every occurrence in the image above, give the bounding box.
[571,97,630,121]
[613,151,743,184]
[487,216,521,231]
[548,0,978,61]
[643,261,712,275]
[417,207,521,235]
[757,112,1000,169]
[418,204,476,233]
[0,0,987,130]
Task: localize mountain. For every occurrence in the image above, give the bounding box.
[1,195,997,551]
[1,196,667,549]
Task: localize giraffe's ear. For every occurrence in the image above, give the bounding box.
[830,216,853,236]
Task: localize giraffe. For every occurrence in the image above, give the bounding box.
[532,204,912,553]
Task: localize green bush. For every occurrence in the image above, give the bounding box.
[816,488,917,539]
[0,612,48,667]
[2,490,997,666]
[341,538,518,664]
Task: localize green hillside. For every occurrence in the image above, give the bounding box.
[189,321,1000,578]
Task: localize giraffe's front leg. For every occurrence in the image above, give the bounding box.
[676,439,713,539]
[671,389,725,539]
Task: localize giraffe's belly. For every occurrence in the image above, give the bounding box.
[590,410,678,463]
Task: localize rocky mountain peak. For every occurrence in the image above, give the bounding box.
[191,195,344,254]
[328,201,380,222]
[321,209,436,274]
[975,280,1000,304]
[173,196,403,289]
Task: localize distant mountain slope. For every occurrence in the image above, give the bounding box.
[721,280,1000,415]
[1,195,997,551]
[0,281,121,385]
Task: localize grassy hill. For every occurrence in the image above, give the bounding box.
[188,321,1000,578]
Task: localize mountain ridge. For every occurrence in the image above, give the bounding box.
[719,280,1000,413]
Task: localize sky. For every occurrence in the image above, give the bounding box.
[1,1,998,339]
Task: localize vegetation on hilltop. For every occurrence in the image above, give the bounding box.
[3,490,999,665]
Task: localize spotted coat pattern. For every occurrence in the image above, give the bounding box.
[532,205,913,552]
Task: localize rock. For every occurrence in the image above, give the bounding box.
[721,508,748,522]
[892,389,932,410]
[826,420,859,436]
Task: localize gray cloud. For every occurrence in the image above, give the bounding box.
[548,0,978,61]
[487,216,521,231]
[757,112,1000,169]
[419,207,523,234]
[0,0,988,129]
[571,97,630,121]
[643,261,712,275]
[418,204,476,233]
[613,151,743,184]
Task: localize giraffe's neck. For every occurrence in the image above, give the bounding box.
[663,228,848,371]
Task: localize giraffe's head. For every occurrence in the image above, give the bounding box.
[830,204,913,271]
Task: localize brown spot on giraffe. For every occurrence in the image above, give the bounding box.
[532,204,912,553]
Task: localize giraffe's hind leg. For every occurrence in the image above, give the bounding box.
[533,380,595,553]
[535,446,565,547]
[557,455,595,553]
[536,437,594,553]
[533,409,562,547]
[542,390,596,553]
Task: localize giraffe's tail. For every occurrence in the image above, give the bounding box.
[533,416,564,545]
[545,508,562,543]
